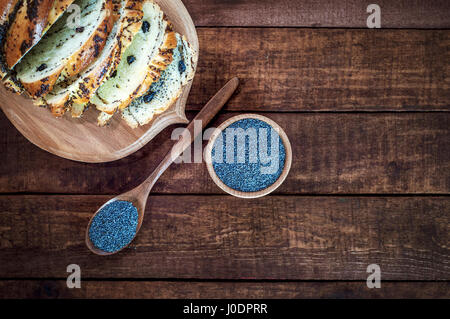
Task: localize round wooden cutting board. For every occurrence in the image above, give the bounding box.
[0,0,198,163]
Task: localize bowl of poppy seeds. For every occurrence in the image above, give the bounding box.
[205,114,292,198]
[87,200,139,254]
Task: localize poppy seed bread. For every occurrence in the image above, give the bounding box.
[14,0,113,98]
[1,0,196,130]
[44,0,144,116]
[121,33,195,128]
[90,0,176,114]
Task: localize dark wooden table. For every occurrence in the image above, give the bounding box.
[0,0,449,299]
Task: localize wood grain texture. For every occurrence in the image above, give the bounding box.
[188,28,450,112]
[0,280,448,299]
[0,195,448,280]
[0,0,198,163]
[1,111,448,195]
[0,1,448,299]
[183,0,450,28]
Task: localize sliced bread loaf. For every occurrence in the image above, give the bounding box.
[120,33,196,128]
[91,0,176,115]
[44,0,144,117]
[14,0,113,98]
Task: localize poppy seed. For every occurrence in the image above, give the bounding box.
[178,60,186,74]
[127,55,136,64]
[36,63,47,72]
[142,21,150,33]
[143,92,155,103]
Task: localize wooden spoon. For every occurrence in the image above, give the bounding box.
[86,77,239,255]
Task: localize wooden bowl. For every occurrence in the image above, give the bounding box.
[0,0,198,163]
[204,114,292,199]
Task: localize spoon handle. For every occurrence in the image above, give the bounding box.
[142,77,239,191]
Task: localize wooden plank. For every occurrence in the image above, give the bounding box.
[0,195,448,280]
[189,28,450,111]
[0,280,448,299]
[2,29,449,113]
[1,112,448,195]
[184,0,450,28]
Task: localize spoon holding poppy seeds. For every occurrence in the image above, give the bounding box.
[86,77,239,255]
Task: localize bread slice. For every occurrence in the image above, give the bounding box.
[2,72,23,93]
[0,0,21,80]
[45,0,76,34]
[44,0,144,117]
[4,0,55,70]
[97,110,114,126]
[91,0,176,115]
[4,0,77,72]
[121,33,196,128]
[14,0,114,99]
[116,21,176,110]
[115,27,176,112]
